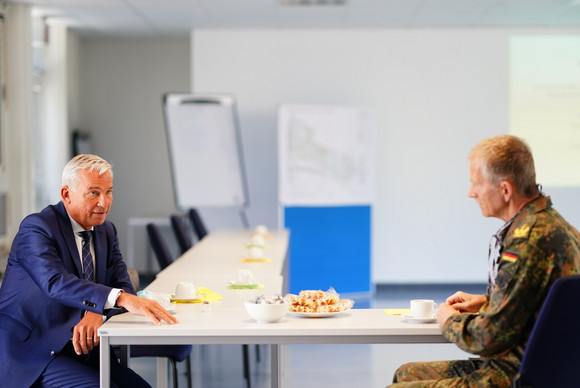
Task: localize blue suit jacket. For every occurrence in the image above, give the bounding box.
[0,202,135,387]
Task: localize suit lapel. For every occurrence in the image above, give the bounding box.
[54,202,83,277]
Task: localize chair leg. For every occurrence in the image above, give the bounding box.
[255,344,260,363]
[185,355,192,388]
[242,344,251,388]
[169,357,179,388]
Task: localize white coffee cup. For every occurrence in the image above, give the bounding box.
[175,282,198,299]
[249,246,264,258]
[254,225,268,235]
[410,299,437,318]
[237,269,255,284]
[251,234,266,246]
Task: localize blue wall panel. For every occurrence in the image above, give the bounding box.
[284,205,371,295]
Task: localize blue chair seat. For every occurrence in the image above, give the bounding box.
[513,274,580,387]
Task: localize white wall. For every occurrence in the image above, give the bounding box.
[78,38,191,255]
[37,22,70,206]
[3,3,34,241]
[191,28,580,284]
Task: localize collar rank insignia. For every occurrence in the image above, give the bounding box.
[512,224,530,239]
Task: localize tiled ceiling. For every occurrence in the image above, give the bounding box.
[4,0,580,37]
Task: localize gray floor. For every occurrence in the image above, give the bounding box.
[128,283,486,388]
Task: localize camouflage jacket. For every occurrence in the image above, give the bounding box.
[442,196,580,371]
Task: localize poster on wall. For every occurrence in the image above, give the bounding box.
[510,36,580,187]
[278,104,376,206]
[278,104,376,294]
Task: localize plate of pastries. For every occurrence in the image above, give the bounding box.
[285,288,354,318]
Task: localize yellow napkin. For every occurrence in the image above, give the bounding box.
[241,258,271,263]
[383,308,411,316]
[198,286,222,302]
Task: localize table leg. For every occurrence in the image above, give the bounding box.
[270,344,281,388]
[157,357,168,388]
[100,336,111,388]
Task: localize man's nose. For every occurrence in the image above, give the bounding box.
[97,194,109,207]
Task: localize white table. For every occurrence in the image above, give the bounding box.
[155,229,289,281]
[99,229,445,387]
[99,308,445,388]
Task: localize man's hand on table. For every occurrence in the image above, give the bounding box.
[436,291,487,328]
[116,292,179,326]
[436,303,459,327]
[445,291,487,313]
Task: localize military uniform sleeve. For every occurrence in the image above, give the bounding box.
[442,216,556,357]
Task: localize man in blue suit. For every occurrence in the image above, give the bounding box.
[0,154,178,387]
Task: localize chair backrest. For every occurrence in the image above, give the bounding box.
[145,223,174,270]
[126,267,140,291]
[188,208,208,241]
[170,214,193,254]
[514,274,580,387]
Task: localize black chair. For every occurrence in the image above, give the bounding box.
[513,274,580,388]
[170,214,193,254]
[148,220,253,388]
[146,223,174,270]
[120,223,193,388]
[188,208,208,241]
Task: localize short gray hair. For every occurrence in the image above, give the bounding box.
[468,135,538,197]
[62,154,113,190]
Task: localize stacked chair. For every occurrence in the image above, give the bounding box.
[129,209,254,388]
[170,214,193,254]
[188,208,208,242]
[115,223,193,388]
[183,208,252,388]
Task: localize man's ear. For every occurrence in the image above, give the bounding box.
[499,180,514,202]
[61,186,70,204]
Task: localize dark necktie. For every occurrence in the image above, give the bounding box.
[78,230,94,282]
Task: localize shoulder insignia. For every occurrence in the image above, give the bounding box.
[512,224,530,239]
[501,252,518,263]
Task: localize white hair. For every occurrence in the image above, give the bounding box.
[62,154,113,190]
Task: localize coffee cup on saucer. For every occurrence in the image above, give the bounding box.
[254,225,268,235]
[410,299,437,318]
[251,234,266,246]
[175,282,199,299]
[236,269,255,285]
[249,246,264,258]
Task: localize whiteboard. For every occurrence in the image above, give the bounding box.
[162,93,248,209]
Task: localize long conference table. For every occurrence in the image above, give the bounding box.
[99,229,446,388]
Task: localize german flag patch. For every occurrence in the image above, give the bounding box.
[501,252,518,263]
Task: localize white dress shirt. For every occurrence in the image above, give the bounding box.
[69,216,122,310]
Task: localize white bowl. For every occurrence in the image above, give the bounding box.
[244,302,289,323]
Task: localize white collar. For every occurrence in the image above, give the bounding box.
[68,215,94,235]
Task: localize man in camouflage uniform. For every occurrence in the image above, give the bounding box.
[390,135,580,387]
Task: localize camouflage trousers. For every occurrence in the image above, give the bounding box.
[388,359,515,388]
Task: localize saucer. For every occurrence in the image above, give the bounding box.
[228,281,264,289]
[170,294,205,303]
[404,314,437,324]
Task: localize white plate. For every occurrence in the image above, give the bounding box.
[290,308,351,318]
[404,314,437,324]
